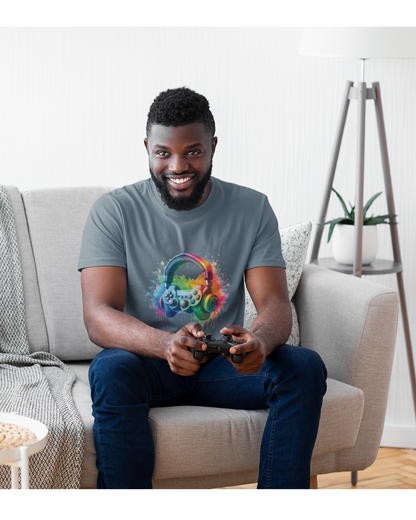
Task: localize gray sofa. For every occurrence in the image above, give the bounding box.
[4,184,400,488]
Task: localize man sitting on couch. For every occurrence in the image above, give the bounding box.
[78,87,327,489]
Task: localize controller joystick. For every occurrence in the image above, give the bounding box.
[190,334,246,363]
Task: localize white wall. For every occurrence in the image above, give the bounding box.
[1,27,415,446]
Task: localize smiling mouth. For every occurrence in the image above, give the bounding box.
[165,175,195,190]
[168,176,192,185]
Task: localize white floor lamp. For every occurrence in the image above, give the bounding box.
[299,27,416,486]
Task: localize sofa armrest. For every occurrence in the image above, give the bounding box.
[294,264,399,387]
[293,264,399,469]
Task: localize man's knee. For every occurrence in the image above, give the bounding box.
[298,347,327,396]
[89,348,148,406]
[270,345,327,395]
[89,348,139,383]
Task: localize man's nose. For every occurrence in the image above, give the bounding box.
[168,155,189,174]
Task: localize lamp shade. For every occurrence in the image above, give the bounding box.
[299,27,416,58]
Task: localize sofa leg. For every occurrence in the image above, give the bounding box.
[310,475,318,489]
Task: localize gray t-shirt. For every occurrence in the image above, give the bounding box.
[77,176,285,338]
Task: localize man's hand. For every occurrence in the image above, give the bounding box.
[220,325,267,374]
[165,323,208,376]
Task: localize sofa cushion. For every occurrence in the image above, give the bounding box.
[22,187,113,361]
[149,378,363,484]
[244,221,312,346]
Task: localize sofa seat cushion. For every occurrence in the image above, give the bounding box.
[150,378,364,482]
[313,378,364,457]
[68,360,364,487]
[150,406,267,481]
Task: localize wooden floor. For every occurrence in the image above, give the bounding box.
[318,448,416,489]
[223,447,416,489]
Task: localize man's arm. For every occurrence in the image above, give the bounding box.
[245,265,292,354]
[220,266,292,373]
[81,266,208,375]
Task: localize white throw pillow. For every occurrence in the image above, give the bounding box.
[243,221,312,346]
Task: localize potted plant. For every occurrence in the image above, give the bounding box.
[324,186,397,265]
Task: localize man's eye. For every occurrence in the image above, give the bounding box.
[156,151,169,156]
[187,150,201,156]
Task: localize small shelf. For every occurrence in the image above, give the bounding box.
[311,257,403,275]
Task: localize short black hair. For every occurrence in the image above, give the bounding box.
[146,87,215,139]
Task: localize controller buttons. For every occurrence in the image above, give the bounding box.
[195,295,200,300]
[192,290,197,295]
[180,299,189,310]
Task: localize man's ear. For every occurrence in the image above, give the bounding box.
[211,137,218,156]
[144,138,149,155]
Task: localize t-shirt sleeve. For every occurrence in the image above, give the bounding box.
[245,196,286,271]
[77,193,126,272]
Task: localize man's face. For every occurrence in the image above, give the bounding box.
[144,122,218,211]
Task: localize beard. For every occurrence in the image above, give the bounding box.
[149,162,213,211]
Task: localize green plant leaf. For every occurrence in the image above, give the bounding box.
[330,186,352,219]
[364,214,398,225]
[363,191,382,218]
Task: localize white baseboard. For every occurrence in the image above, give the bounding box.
[380,425,416,449]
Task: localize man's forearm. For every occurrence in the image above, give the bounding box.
[85,304,173,359]
[250,300,292,356]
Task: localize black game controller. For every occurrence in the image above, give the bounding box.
[190,334,246,363]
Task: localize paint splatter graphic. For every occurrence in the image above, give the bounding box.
[146,254,229,328]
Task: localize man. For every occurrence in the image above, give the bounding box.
[78,87,327,489]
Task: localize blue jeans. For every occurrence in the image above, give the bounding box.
[89,345,327,489]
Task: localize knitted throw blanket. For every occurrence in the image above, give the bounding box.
[0,185,84,488]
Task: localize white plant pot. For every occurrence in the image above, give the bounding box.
[332,224,378,265]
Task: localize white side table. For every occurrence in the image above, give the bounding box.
[0,412,48,489]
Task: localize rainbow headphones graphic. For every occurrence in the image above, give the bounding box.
[159,253,220,322]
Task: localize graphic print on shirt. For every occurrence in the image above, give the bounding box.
[147,253,229,328]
